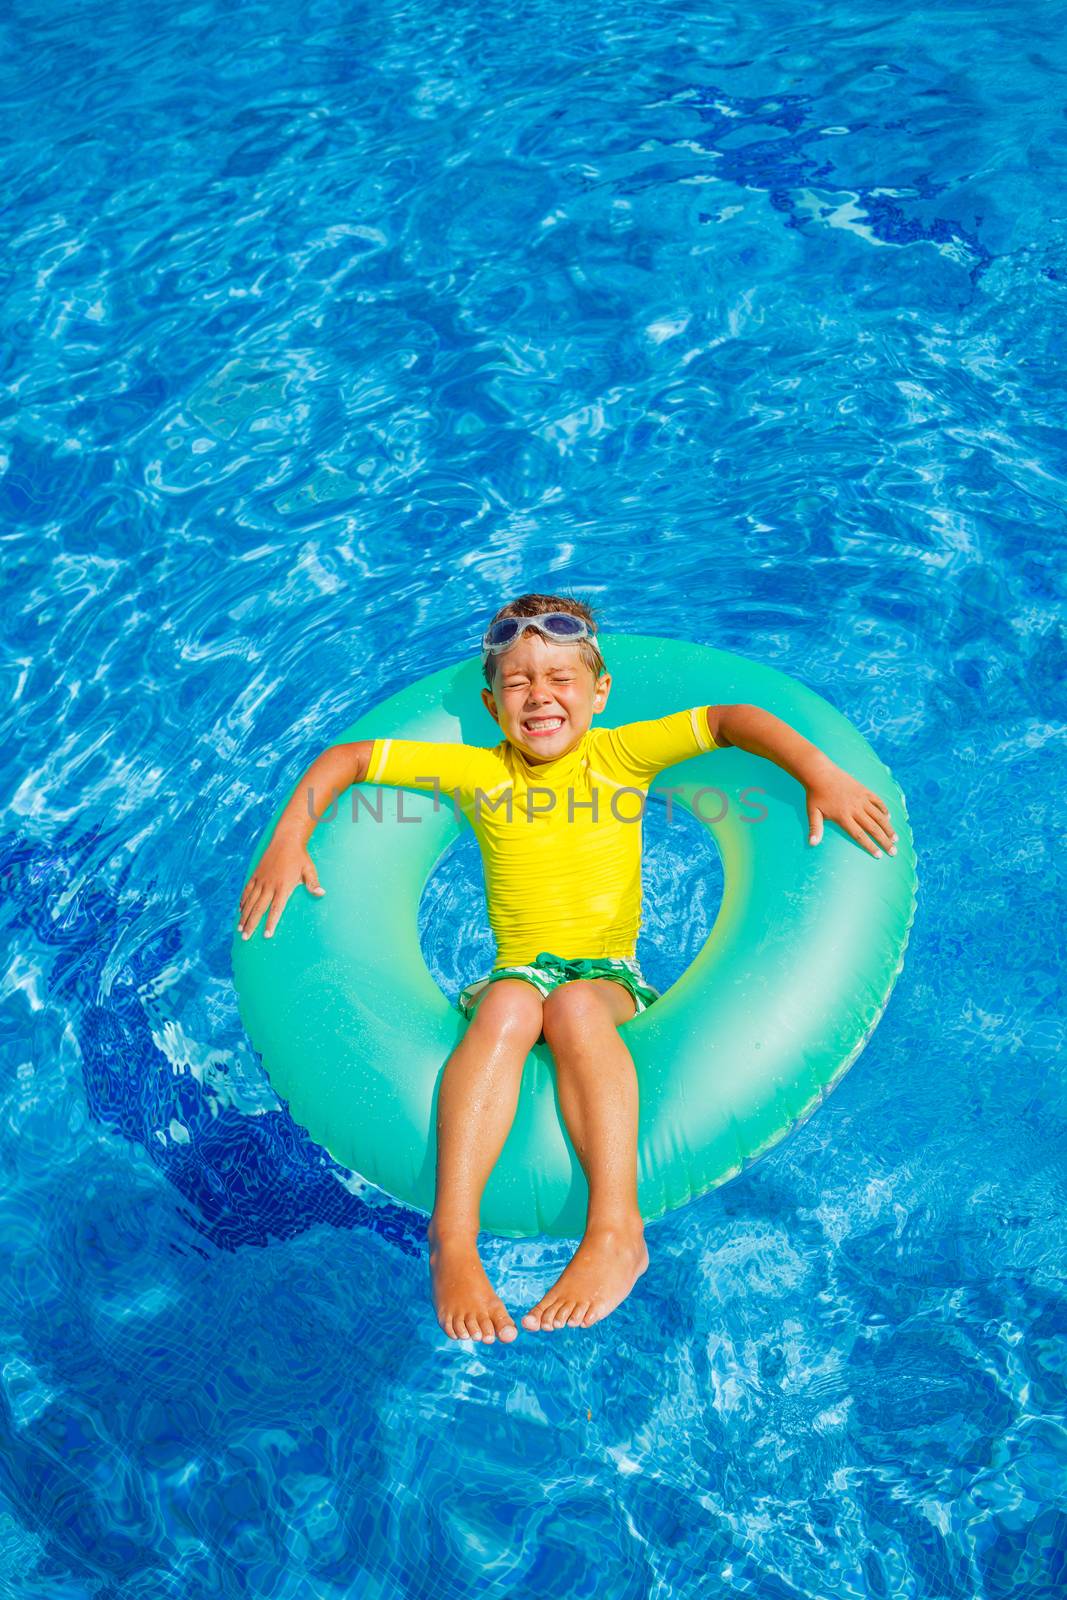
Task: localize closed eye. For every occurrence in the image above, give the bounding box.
[506,676,574,688]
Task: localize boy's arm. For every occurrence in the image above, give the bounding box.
[704,705,733,749]
[237,740,372,941]
[269,740,372,850]
[713,705,897,859]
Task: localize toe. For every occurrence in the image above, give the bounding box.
[522,1309,543,1330]
[491,1308,518,1342]
[553,1302,573,1328]
[524,1295,555,1330]
[478,1315,496,1343]
[569,1302,589,1327]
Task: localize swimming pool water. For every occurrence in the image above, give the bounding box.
[1,0,1065,1594]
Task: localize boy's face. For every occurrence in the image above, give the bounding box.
[480,633,610,763]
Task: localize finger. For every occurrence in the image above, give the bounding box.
[240,887,268,937]
[863,806,897,851]
[239,877,259,915]
[264,886,293,938]
[807,801,824,846]
[239,882,266,931]
[865,797,896,835]
[242,886,275,938]
[237,885,261,932]
[847,820,882,858]
[302,866,326,896]
[866,798,894,829]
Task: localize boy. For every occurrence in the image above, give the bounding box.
[237,593,896,1344]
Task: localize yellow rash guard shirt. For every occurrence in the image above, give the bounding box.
[363,706,718,969]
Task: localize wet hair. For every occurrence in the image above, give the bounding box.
[482,592,606,691]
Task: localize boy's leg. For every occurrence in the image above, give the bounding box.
[427,979,544,1344]
[522,978,650,1332]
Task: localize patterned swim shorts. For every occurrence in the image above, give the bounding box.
[457,949,660,1025]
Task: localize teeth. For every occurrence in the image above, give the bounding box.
[526,718,563,730]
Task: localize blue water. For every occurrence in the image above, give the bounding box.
[1,0,1065,1593]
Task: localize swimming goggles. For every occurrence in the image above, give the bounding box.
[480,611,598,660]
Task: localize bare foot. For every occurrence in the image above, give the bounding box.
[521,1222,649,1331]
[428,1230,519,1343]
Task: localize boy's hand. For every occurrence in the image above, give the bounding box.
[805,762,898,859]
[237,836,326,940]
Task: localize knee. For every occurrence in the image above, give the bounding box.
[467,981,544,1047]
[541,982,606,1050]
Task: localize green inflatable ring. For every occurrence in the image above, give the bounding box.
[231,634,917,1239]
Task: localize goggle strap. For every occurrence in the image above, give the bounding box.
[483,613,593,652]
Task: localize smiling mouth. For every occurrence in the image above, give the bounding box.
[523,716,565,735]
